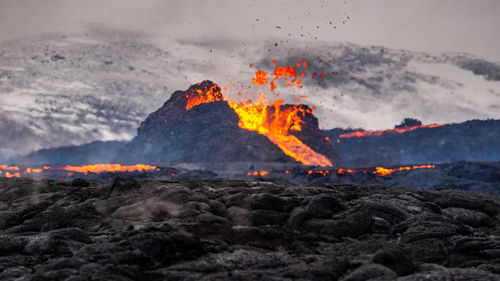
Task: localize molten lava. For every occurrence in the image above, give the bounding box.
[0,164,19,171]
[185,83,224,110]
[0,164,157,178]
[226,61,332,167]
[337,168,355,175]
[59,164,157,175]
[252,70,269,85]
[5,172,21,178]
[307,170,330,176]
[372,164,436,176]
[245,164,437,178]
[228,99,333,167]
[338,124,450,140]
[247,170,269,177]
[269,66,303,91]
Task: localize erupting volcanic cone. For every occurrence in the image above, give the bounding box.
[116,81,343,167]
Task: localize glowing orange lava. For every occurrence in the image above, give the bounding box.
[373,167,395,176]
[228,99,333,167]
[247,170,269,176]
[252,70,269,85]
[307,170,330,176]
[0,164,158,178]
[185,83,224,110]
[227,61,331,167]
[337,168,355,175]
[373,164,436,176]
[5,172,21,178]
[338,124,451,139]
[0,165,19,171]
[59,164,157,175]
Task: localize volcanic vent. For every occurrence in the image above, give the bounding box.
[116,81,343,167]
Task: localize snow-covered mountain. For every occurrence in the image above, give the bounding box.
[253,41,500,131]
[1,26,499,159]
[0,28,173,157]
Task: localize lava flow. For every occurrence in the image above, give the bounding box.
[338,123,450,139]
[59,164,158,175]
[372,164,436,176]
[247,170,269,177]
[336,164,436,177]
[0,164,158,178]
[228,99,333,167]
[245,164,437,178]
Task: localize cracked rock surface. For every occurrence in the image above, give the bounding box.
[0,177,499,280]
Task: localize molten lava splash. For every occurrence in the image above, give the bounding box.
[252,70,269,85]
[59,164,157,175]
[185,83,224,110]
[269,66,302,91]
[228,99,333,167]
[338,123,451,140]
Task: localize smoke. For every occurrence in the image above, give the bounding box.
[0,112,42,158]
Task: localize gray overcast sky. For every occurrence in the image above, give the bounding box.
[0,0,499,61]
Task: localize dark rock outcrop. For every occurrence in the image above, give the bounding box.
[12,141,127,165]
[324,119,500,167]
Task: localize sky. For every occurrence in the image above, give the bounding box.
[0,0,499,61]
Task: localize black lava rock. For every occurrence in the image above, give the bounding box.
[0,178,499,280]
[373,248,417,276]
[71,178,90,187]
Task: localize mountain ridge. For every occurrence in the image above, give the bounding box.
[324,119,500,167]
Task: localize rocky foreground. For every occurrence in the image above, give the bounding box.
[0,178,499,280]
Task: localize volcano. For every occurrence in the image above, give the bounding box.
[115,81,343,167]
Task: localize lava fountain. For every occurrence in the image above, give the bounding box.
[185,60,333,167]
